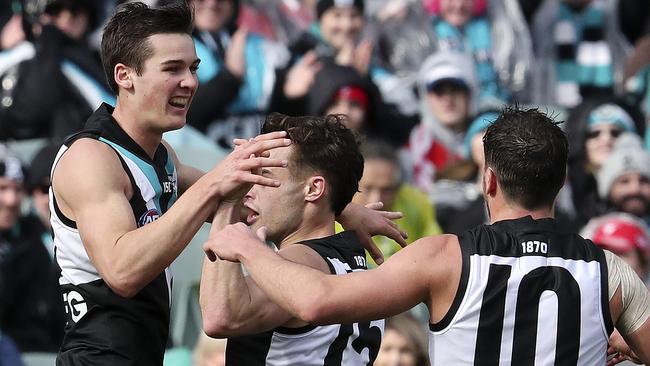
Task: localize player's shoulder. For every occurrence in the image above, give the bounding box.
[53,137,126,189]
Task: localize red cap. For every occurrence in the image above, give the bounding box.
[333,86,369,110]
[592,219,650,254]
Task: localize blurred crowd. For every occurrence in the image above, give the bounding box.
[0,0,649,364]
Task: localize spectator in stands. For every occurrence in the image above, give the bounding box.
[403,51,479,197]
[1,0,109,140]
[350,138,441,264]
[596,133,650,226]
[26,142,59,255]
[432,110,497,234]
[180,0,290,149]
[528,0,630,108]
[307,62,415,146]
[0,144,64,352]
[375,312,429,366]
[566,99,645,229]
[271,0,419,121]
[581,212,649,283]
[427,0,512,103]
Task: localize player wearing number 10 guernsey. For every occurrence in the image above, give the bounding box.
[200,114,383,365]
[209,107,650,365]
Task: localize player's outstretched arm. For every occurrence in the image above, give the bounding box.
[53,133,289,298]
[212,223,458,324]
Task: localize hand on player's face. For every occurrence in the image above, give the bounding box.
[208,132,290,203]
[204,222,267,262]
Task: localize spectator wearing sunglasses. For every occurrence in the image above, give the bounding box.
[566,98,645,229]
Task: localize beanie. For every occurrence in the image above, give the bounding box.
[596,133,650,198]
[587,103,636,133]
[317,0,364,19]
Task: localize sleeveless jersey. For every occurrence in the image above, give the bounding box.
[226,231,384,365]
[429,216,613,365]
[51,103,178,366]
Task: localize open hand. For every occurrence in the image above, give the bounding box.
[225,27,248,78]
[284,51,322,98]
[207,131,290,203]
[338,202,407,265]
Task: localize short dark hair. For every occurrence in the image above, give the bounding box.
[101,1,193,94]
[483,106,568,210]
[261,113,364,216]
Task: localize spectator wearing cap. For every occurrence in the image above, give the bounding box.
[566,98,646,228]
[0,144,64,352]
[581,212,649,282]
[403,51,479,198]
[307,62,415,146]
[596,132,650,225]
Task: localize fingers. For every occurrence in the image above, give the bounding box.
[301,51,319,66]
[360,236,384,265]
[203,242,218,262]
[364,202,384,210]
[239,137,292,157]
[380,210,404,220]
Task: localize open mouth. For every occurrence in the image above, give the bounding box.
[242,204,259,225]
[168,96,189,109]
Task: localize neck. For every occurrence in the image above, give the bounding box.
[277,213,335,249]
[112,101,161,158]
[488,198,555,224]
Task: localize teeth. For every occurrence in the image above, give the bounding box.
[169,97,188,107]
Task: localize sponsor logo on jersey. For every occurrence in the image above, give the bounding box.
[139,209,160,226]
[63,290,88,324]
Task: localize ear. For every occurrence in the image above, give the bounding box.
[304,176,326,203]
[114,63,133,91]
[483,167,498,198]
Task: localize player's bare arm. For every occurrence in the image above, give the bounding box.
[53,133,290,298]
[212,223,461,324]
[200,205,330,337]
[606,251,650,364]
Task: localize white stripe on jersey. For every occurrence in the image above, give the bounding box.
[429,254,609,365]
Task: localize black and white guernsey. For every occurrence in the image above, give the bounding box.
[51,104,178,366]
[226,231,384,366]
[429,216,613,365]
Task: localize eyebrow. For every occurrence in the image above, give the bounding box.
[160,58,201,67]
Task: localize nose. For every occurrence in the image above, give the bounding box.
[180,69,198,92]
[0,187,22,207]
